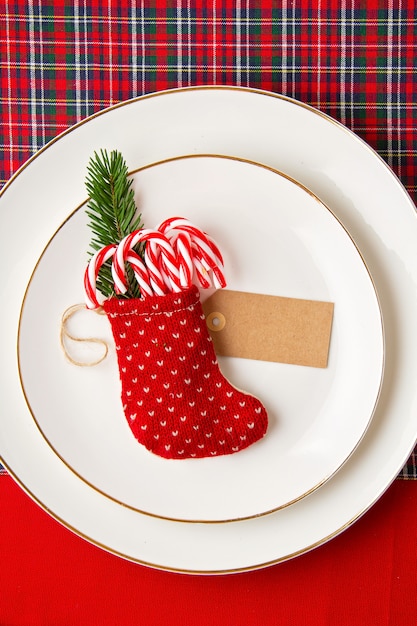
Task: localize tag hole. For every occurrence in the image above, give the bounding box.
[207,312,226,332]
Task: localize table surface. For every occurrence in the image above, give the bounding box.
[1,2,416,623]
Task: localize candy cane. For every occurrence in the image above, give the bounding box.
[84,244,117,309]
[174,231,194,288]
[190,238,226,288]
[158,216,223,260]
[192,252,212,289]
[125,251,154,298]
[158,217,226,289]
[134,230,184,294]
[84,217,227,305]
[113,229,182,296]
[142,231,182,294]
[111,230,143,294]
[158,216,225,271]
[113,230,163,295]
[150,229,193,291]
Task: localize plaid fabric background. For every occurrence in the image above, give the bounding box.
[0,0,416,477]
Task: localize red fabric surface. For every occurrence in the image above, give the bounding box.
[0,476,416,626]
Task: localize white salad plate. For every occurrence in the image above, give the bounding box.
[1,86,417,573]
[18,154,383,523]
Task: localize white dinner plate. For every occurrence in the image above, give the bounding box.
[1,87,417,572]
[17,155,383,522]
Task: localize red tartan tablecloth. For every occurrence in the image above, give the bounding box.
[1,1,417,623]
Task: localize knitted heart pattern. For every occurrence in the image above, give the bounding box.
[103,286,268,459]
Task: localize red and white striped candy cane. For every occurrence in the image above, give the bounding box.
[192,252,212,289]
[143,232,182,294]
[84,243,118,309]
[112,230,160,295]
[158,217,226,289]
[151,228,194,290]
[174,231,194,288]
[84,217,227,306]
[124,251,154,298]
[190,238,226,289]
[111,230,142,294]
[113,229,182,296]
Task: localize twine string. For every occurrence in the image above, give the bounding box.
[60,303,108,367]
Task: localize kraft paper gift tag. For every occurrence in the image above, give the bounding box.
[202,290,334,368]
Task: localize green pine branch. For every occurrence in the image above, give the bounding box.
[85,149,144,299]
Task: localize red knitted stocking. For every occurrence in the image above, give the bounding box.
[103,286,268,459]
